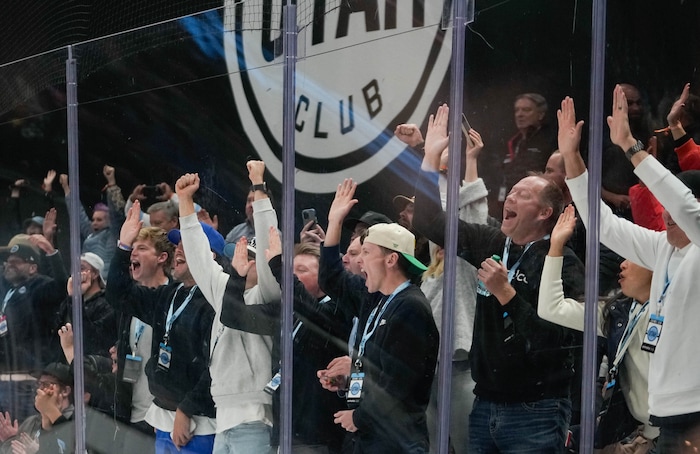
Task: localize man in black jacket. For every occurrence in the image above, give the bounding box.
[319,179,439,454]
[107,200,216,454]
[413,104,584,453]
[0,237,65,422]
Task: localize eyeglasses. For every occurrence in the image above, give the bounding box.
[35,380,59,390]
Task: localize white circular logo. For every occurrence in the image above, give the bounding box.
[224,0,452,193]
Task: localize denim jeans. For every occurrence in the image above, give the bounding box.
[212,421,271,454]
[155,430,215,454]
[468,397,571,453]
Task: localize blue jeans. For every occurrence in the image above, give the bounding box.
[212,421,271,454]
[155,430,215,454]
[468,397,571,453]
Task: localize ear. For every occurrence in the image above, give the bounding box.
[157,252,168,265]
[28,263,38,275]
[62,385,72,397]
[385,251,399,268]
[539,206,554,222]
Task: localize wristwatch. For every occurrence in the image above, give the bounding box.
[250,182,267,193]
[624,140,644,161]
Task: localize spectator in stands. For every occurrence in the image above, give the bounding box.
[60,167,125,278]
[496,93,556,216]
[107,200,216,454]
[342,211,392,242]
[414,103,584,452]
[176,162,279,454]
[0,235,66,422]
[560,85,700,453]
[56,252,117,359]
[320,179,439,452]
[601,83,657,220]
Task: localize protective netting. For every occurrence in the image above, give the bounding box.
[0,0,346,116]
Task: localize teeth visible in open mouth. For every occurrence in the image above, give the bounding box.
[130,261,140,269]
[505,209,516,219]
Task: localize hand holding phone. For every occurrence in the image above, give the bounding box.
[302,208,317,226]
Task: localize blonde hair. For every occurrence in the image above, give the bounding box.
[136,227,174,270]
[422,244,445,282]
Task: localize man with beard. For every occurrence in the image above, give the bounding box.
[0,237,64,422]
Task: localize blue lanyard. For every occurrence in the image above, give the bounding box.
[2,288,15,313]
[655,250,680,316]
[357,281,410,361]
[132,318,146,352]
[165,284,198,338]
[609,299,649,376]
[502,235,549,284]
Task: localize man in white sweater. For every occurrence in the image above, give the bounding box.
[175,162,280,454]
[559,86,700,451]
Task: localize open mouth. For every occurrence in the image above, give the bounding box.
[504,209,517,220]
[130,260,141,272]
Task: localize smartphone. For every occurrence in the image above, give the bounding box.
[461,113,475,147]
[302,208,317,226]
[143,185,163,199]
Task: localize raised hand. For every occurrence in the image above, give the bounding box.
[42,208,57,243]
[28,234,55,255]
[466,128,484,160]
[300,221,326,245]
[247,160,266,185]
[265,226,282,261]
[328,179,358,225]
[394,123,424,148]
[667,83,691,129]
[232,237,256,277]
[156,182,173,201]
[59,174,69,195]
[175,173,200,201]
[607,85,637,150]
[549,204,577,257]
[0,411,19,442]
[119,200,144,247]
[57,323,75,364]
[423,104,450,170]
[129,184,146,203]
[557,97,584,158]
[103,165,116,186]
[197,209,219,231]
[42,170,56,193]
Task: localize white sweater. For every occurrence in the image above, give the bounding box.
[567,156,700,420]
[538,255,657,439]
[180,198,280,433]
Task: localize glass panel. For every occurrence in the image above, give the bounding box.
[0,48,71,428]
[2,0,698,451]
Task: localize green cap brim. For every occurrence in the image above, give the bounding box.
[401,252,427,275]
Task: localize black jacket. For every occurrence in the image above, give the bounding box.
[0,261,65,372]
[106,248,215,418]
[414,169,585,403]
[319,244,439,454]
[57,290,118,359]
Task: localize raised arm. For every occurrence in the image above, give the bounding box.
[324,179,358,248]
